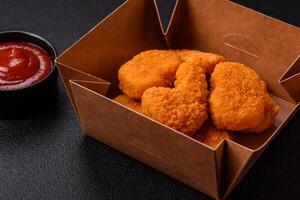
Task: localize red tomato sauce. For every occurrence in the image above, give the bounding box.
[0,42,52,90]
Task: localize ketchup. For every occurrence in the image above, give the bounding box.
[0,42,52,90]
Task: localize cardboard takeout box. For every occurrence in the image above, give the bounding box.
[55,0,300,199]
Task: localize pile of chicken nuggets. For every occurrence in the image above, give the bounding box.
[114,50,279,148]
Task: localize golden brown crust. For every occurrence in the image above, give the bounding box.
[113,95,142,113]
[176,50,225,74]
[245,95,280,133]
[141,62,208,136]
[118,50,279,136]
[118,50,182,99]
[209,62,279,133]
[194,121,231,148]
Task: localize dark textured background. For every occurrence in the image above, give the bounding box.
[0,0,299,199]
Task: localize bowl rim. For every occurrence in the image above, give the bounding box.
[0,30,58,92]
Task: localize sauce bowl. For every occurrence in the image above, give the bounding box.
[0,31,57,118]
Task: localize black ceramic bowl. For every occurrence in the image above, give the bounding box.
[0,31,58,118]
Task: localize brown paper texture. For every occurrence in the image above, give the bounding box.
[56,0,300,199]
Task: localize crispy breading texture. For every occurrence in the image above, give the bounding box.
[209,62,279,133]
[113,95,142,113]
[141,62,208,136]
[118,50,182,99]
[194,121,232,148]
[245,95,279,133]
[176,50,225,74]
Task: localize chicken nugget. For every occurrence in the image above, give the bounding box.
[141,62,208,136]
[194,121,232,148]
[113,94,141,113]
[118,50,182,99]
[245,95,279,133]
[209,62,279,133]
[177,50,225,74]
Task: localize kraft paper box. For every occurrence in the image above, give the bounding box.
[55,0,300,199]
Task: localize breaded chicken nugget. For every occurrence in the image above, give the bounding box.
[118,50,182,99]
[141,62,208,136]
[113,95,141,113]
[194,121,232,148]
[245,95,279,133]
[209,62,279,133]
[177,50,225,74]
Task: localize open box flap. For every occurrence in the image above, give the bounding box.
[221,140,262,199]
[69,80,110,97]
[280,56,300,103]
[166,0,300,104]
[56,0,167,93]
[56,63,109,109]
[70,80,226,199]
